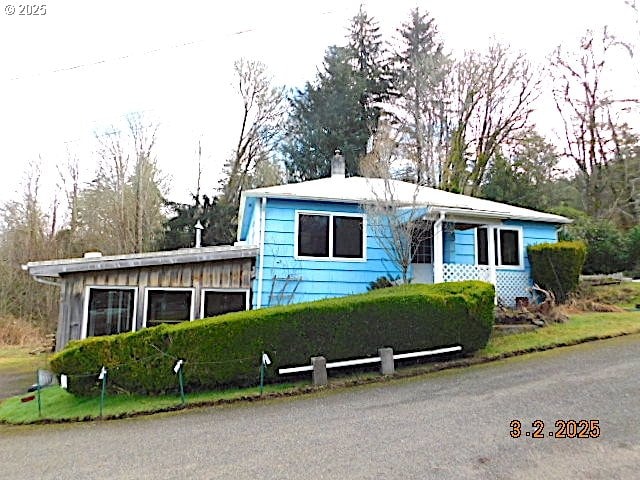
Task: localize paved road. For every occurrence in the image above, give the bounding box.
[1,336,639,479]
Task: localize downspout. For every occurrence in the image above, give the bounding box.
[433,211,446,283]
[256,196,267,309]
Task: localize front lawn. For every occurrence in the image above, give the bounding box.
[0,347,49,399]
[481,311,640,358]
[2,310,638,425]
[0,381,300,424]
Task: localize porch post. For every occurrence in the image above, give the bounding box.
[433,212,445,284]
[487,225,497,299]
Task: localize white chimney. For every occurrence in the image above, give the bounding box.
[331,149,345,178]
[195,221,204,248]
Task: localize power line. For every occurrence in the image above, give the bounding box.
[6,28,258,82]
[4,6,350,83]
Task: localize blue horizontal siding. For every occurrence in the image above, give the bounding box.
[248,195,563,308]
[254,198,402,308]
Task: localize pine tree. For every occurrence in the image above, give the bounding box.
[282,7,391,181]
[391,8,450,185]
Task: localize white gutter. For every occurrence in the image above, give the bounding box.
[256,196,267,309]
[32,276,60,287]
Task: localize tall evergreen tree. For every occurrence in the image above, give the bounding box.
[282,7,390,181]
[391,8,450,185]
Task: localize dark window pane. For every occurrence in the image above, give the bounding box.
[146,290,192,327]
[499,230,520,266]
[477,228,488,265]
[298,214,329,257]
[411,223,433,264]
[333,216,363,258]
[204,291,247,317]
[87,289,134,337]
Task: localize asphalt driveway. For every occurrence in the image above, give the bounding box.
[1,335,639,479]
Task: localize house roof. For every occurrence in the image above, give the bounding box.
[23,245,259,279]
[240,176,571,226]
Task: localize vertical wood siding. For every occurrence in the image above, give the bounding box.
[56,258,253,351]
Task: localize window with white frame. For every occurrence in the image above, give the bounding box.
[296,212,365,259]
[476,227,522,267]
[201,290,248,318]
[145,289,193,328]
[85,287,136,337]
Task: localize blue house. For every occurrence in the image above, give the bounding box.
[236,157,570,308]
[25,156,571,350]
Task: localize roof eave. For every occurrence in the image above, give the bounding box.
[24,246,259,278]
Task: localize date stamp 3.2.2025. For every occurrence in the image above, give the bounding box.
[510,419,601,439]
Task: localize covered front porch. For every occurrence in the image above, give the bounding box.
[409,212,533,306]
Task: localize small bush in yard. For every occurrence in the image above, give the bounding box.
[50,281,495,396]
[528,241,587,303]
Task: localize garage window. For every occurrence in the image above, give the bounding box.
[85,288,136,337]
[202,290,248,317]
[145,289,194,327]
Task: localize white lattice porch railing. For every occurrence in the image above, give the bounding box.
[495,270,532,306]
[442,263,492,283]
[440,264,533,306]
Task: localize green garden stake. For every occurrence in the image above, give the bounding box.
[174,360,185,405]
[98,366,107,418]
[36,369,42,417]
[260,353,271,396]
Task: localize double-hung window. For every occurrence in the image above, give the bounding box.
[296,212,365,260]
[477,227,523,268]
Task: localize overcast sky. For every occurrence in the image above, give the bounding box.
[0,0,637,211]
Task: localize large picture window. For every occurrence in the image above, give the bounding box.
[477,227,522,268]
[202,290,248,317]
[296,212,365,260]
[145,289,193,328]
[85,288,135,337]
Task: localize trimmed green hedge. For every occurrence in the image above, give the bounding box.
[528,241,587,303]
[50,281,495,395]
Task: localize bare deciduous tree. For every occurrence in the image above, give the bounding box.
[360,121,433,283]
[551,27,638,217]
[76,113,165,254]
[222,59,286,206]
[441,43,540,195]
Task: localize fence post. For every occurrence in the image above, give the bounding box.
[378,348,395,375]
[311,356,327,386]
[98,366,107,418]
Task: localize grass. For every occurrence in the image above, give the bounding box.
[577,281,640,309]
[0,347,48,368]
[0,381,301,424]
[480,311,640,358]
[0,347,50,400]
[1,309,639,425]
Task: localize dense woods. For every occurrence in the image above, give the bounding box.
[1,6,639,332]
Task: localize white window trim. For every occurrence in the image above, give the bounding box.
[294,210,367,262]
[81,286,138,339]
[199,288,250,318]
[475,226,525,270]
[143,287,196,328]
